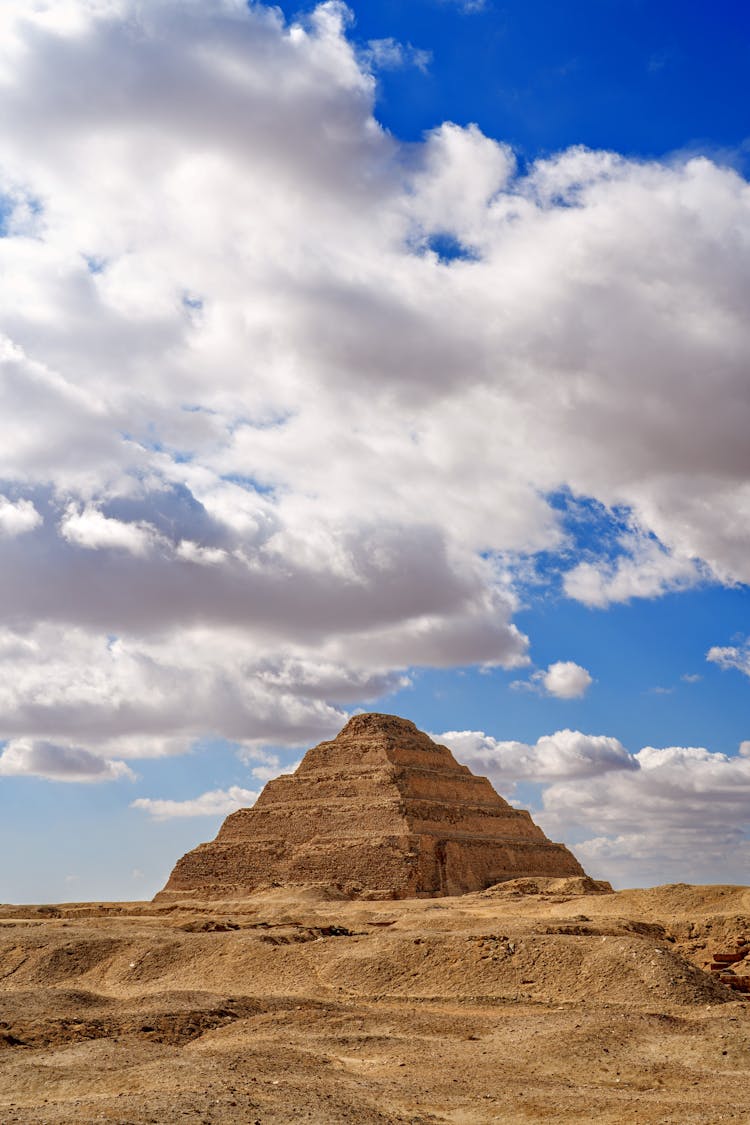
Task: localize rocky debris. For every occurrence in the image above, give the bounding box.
[158,713,585,901]
[471,875,613,900]
[706,935,750,993]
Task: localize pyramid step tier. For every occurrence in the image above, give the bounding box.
[157,714,586,901]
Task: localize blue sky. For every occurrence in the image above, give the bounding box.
[0,0,749,902]
[302,0,750,159]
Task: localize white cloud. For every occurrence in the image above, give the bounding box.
[0,623,354,754]
[707,641,750,678]
[539,660,592,699]
[511,660,592,699]
[0,738,134,782]
[441,728,750,885]
[409,122,515,252]
[60,505,159,555]
[438,727,634,786]
[0,0,747,765]
[0,495,41,537]
[131,785,258,820]
[541,742,750,886]
[364,38,431,73]
[564,533,701,608]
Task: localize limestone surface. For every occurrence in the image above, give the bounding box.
[158,713,585,900]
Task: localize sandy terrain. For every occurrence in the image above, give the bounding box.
[1,878,749,1124]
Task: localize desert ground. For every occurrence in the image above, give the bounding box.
[1,877,749,1124]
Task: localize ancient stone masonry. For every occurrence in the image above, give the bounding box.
[707,936,750,994]
[158,713,586,900]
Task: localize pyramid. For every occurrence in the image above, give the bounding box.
[157,713,585,900]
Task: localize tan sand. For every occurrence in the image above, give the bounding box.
[1,879,749,1123]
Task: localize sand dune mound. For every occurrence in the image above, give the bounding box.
[0,902,732,1010]
[606,883,750,917]
[471,874,614,899]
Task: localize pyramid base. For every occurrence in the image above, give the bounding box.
[156,829,584,902]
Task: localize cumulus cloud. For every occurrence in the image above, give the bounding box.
[131,785,259,820]
[438,728,634,787]
[0,495,41,537]
[0,739,134,782]
[441,728,750,885]
[0,0,748,767]
[541,743,750,886]
[512,660,592,698]
[539,661,592,699]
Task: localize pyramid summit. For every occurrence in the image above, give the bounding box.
[158,713,585,900]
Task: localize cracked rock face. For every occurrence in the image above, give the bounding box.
[158,713,585,901]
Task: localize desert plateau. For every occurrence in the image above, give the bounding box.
[1,879,749,1124]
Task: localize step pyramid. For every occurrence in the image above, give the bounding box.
[158,713,585,900]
